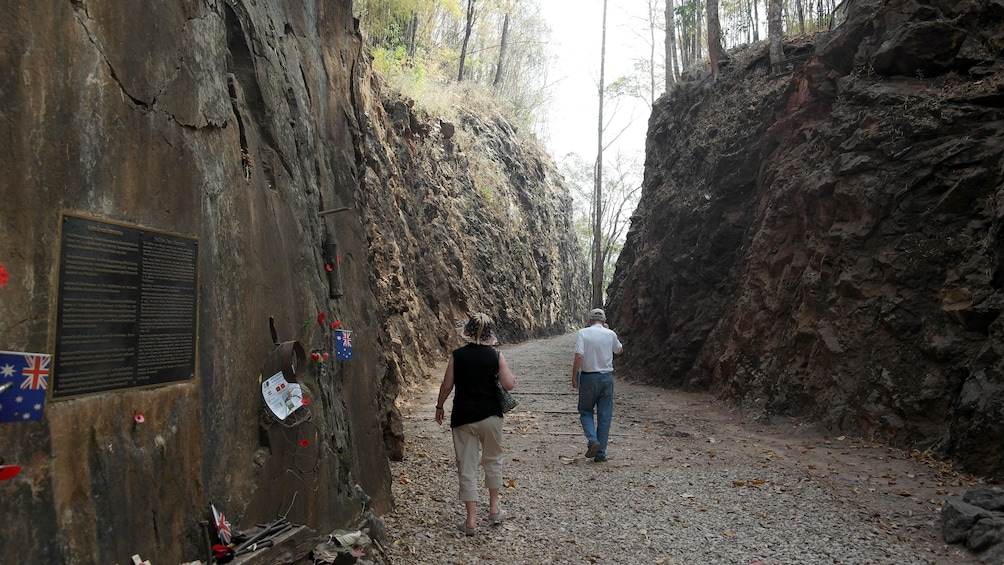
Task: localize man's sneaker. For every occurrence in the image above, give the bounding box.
[593,455,607,462]
[585,440,601,459]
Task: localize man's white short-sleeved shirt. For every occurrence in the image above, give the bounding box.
[575,324,623,373]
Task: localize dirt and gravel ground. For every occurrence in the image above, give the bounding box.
[379,333,984,564]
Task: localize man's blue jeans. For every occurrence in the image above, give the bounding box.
[577,372,614,457]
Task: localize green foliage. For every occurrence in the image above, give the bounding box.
[675,0,699,29]
[356,0,549,134]
[373,45,415,77]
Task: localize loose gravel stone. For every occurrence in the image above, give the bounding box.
[382,333,982,564]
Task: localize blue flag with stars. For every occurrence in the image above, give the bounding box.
[334,330,353,361]
[0,351,50,423]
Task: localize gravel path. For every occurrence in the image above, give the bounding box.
[380,333,982,564]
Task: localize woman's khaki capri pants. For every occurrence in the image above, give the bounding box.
[451,415,504,501]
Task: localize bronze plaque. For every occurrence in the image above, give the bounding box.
[53,215,198,398]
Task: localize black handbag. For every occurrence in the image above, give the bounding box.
[494,350,516,413]
[496,378,517,413]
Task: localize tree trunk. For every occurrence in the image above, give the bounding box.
[592,0,608,308]
[493,12,510,87]
[768,0,784,68]
[457,0,476,81]
[648,1,656,103]
[796,0,805,35]
[695,0,703,60]
[406,11,418,57]
[666,0,682,88]
[665,0,678,89]
[707,0,722,80]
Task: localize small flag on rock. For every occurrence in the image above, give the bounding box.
[211,502,233,544]
[334,330,353,361]
[0,351,50,423]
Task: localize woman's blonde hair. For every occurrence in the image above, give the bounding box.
[463,312,494,344]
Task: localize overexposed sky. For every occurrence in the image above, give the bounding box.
[538,0,654,163]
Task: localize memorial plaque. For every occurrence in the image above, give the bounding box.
[54,215,198,398]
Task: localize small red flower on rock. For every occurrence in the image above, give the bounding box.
[325,264,333,272]
[311,352,321,361]
[322,352,330,361]
[134,411,145,424]
[317,311,326,327]
[299,438,310,448]
[331,320,342,329]
[0,263,9,287]
[302,398,311,406]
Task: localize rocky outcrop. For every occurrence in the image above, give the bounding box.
[0,0,584,563]
[357,84,589,397]
[608,0,1003,478]
[352,84,589,463]
[942,487,1004,564]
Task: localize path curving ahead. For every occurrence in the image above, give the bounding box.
[380,333,980,564]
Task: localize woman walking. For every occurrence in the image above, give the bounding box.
[435,313,516,535]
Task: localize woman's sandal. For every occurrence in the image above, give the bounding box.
[488,511,505,525]
[457,523,476,536]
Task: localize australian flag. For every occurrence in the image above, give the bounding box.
[334,330,353,361]
[0,351,50,423]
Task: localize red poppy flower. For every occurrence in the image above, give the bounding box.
[302,398,311,406]
[0,263,8,287]
[299,439,310,448]
[325,264,333,272]
[310,352,321,361]
[331,320,342,329]
[336,254,343,264]
[322,352,330,360]
[317,311,326,326]
[134,411,145,424]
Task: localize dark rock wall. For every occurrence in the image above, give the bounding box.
[0,0,585,563]
[608,0,1004,478]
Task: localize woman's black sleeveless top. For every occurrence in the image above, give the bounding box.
[450,343,501,428]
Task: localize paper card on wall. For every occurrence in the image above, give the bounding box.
[261,371,303,420]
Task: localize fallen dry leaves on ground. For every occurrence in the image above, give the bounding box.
[381,333,982,565]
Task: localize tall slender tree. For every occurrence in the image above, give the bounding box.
[647,0,657,103]
[457,0,476,81]
[707,0,723,80]
[493,11,510,87]
[695,1,703,61]
[768,0,784,68]
[592,0,609,307]
[665,0,678,90]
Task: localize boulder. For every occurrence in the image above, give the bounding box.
[942,498,994,544]
[966,486,1004,512]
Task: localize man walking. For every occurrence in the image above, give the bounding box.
[571,308,623,462]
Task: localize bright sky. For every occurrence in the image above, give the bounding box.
[538,0,654,164]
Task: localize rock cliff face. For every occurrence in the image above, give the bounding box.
[0,1,585,563]
[608,0,1003,478]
